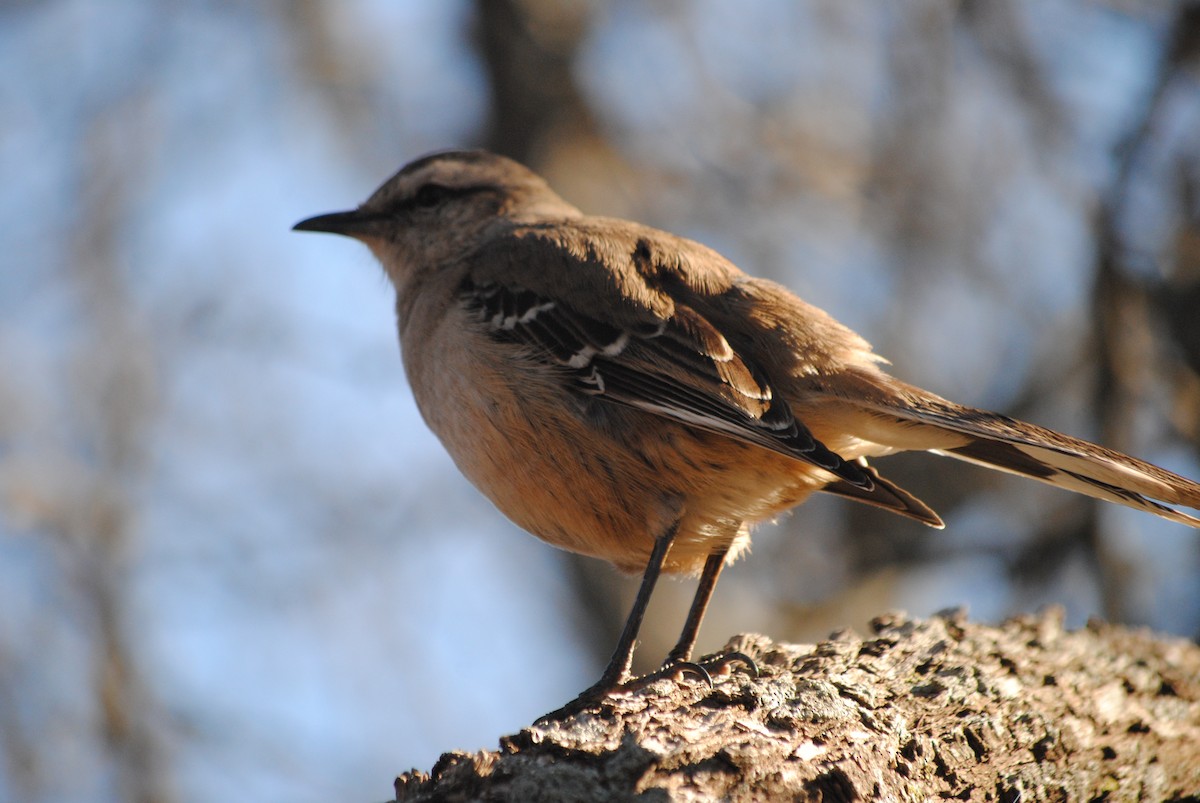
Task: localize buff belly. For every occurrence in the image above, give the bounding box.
[412,333,830,574]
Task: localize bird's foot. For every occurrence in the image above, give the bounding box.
[534,660,722,725]
[694,650,759,680]
[533,676,625,725]
[659,649,759,685]
[658,660,714,688]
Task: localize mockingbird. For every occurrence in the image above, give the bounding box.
[295,149,1200,710]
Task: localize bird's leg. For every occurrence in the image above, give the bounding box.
[663,546,759,680]
[594,518,680,689]
[663,547,727,666]
[536,520,681,723]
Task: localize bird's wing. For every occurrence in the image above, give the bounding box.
[819,460,944,527]
[460,224,877,490]
[460,276,873,489]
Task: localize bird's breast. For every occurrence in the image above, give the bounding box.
[400,306,674,564]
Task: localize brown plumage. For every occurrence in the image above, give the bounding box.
[294,149,1200,706]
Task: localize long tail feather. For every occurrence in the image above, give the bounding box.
[855,387,1200,528]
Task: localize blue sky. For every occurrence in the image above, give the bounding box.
[2,2,1198,801]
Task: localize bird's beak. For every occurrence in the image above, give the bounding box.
[292,209,386,239]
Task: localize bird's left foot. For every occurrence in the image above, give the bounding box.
[533,679,619,725]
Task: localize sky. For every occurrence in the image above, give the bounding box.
[2,2,1198,802]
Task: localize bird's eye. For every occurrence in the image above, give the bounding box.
[413,183,451,208]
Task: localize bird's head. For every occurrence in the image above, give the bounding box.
[293,150,578,284]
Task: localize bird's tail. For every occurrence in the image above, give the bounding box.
[838,377,1200,528]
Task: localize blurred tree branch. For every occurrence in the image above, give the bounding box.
[58,81,170,803]
[474,0,598,164]
[1092,4,1200,625]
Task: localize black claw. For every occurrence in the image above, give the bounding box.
[665,660,714,689]
[702,651,760,678]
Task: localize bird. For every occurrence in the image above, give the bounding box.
[294,149,1200,709]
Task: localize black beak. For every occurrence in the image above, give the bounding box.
[292,209,385,238]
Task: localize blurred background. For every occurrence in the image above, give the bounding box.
[3,1,1200,801]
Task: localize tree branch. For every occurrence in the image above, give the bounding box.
[395,611,1200,801]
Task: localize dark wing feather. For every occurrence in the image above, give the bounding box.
[820,460,944,528]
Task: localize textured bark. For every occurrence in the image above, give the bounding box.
[394,611,1200,802]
